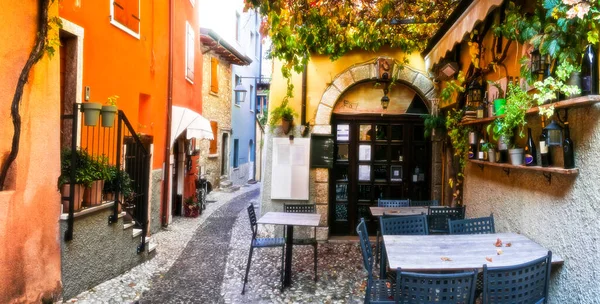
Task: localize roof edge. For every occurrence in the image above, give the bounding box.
[200,28,253,65]
[421,0,475,58]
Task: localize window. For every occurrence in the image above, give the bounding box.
[256,95,263,113]
[110,0,140,38]
[235,13,240,42]
[249,85,254,111]
[210,57,219,93]
[233,139,239,168]
[209,121,218,155]
[185,22,195,82]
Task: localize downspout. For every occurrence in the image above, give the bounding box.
[301,64,307,126]
[162,0,174,226]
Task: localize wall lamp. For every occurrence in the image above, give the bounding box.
[233,76,269,104]
[381,87,390,110]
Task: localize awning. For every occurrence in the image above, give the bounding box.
[170,106,213,148]
[423,0,503,71]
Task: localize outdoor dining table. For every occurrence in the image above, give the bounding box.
[383,232,564,272]
[257,211,321,287]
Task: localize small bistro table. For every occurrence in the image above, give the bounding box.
[383,232,564,272]
[257,212,321,287]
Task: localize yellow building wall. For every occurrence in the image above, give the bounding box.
[0,1,62,302]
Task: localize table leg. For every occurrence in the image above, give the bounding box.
[284,225,294,287]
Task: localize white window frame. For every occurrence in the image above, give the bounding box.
[109,0,141,39]
[185,21,195,83]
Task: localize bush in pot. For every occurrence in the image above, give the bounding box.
[58,148,97,213]
[103,165,134,211]
[183,196,199,218]
[81,155,110,207]
[268,99,297,135]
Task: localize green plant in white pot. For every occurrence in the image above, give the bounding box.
[101,95,119,128]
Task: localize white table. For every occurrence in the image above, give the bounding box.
[383,232,564,272]
[257,212,321,287]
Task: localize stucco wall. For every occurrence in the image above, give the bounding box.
[60,207,154,300]
[464,106,600,303]
[0,1,62,302]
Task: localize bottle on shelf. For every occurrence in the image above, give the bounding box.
[476,101,485,119]
[468,144,476,159]
[581,44,599,95]
[524,128,537,166]
[563,122,575,169]
[498,135,509,163]
[478,138,485,160]
[539,117,550,167]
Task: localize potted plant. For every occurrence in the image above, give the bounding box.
[422,114,446,138]
[268,99,298,135]
[103,165,134,210]
[487,83,532,165]
[82,101,103,126]
[487,80,506,116]
[101,95,119,128]
[183,196,199,218]
[483,142,497,163]
[58,148,88,213]
[82,155,110,207]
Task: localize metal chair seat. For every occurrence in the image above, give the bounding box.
[369,279,396,303]
[252,237,285,247]
[397,269,478,303]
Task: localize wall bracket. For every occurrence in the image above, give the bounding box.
[542,172,552,185]
[502,168,510,176]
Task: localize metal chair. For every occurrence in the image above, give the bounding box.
[357,218,398,304]
[284,203,318,281]
[378,198,410,207]
[397,269,478,303]
[483,251,552,304]
[427,205,466,234]
[449,213,495,235]
[409,199,440,207]
[379,214,428,278]
[242,204,285,294]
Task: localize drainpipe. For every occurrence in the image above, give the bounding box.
[162,0,174,227]
[301,64,307,126]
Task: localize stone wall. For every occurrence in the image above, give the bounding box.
[60,206,154,300]
[229,162,251,186]
[150,169,162,234]
[200,52,233,188]
[463,105,600,303]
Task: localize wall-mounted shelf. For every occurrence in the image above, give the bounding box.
[460,95,600,126]
[468,159,579,184]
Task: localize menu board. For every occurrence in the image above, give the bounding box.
[271,138,310,200]
[310,134,334,168]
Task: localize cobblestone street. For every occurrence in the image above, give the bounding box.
[64,183,368,303]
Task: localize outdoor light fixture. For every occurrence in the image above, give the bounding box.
[544,119,563,146]
[381,87,390,110]
[531,49,549,76]
[437,62,459,80]
[234,79,247,103]
[467,76,484,105]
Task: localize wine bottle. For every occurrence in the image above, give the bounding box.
[468,144,476,159]
[524,128,537,166]
[478,139,485,160]
[563,122,575,169]
[539,118,550,167]
[581,44,599,95]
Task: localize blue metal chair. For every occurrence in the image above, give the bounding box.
[449,214,495,235]
[378,198,410,207]
[410,199,440,207]
[427,206,466,234]
[397,269,478,303]
[357,218,398,304]
[483,251,552,304]
[284,203,318,281]
[379,214,428,278]
[242,204,285,294]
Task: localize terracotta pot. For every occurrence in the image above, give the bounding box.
[281,118,292,135]
[83,180,105,206]
[61,184,84,213]
[184,205,199,218]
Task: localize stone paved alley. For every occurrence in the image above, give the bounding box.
[64,183,367,303]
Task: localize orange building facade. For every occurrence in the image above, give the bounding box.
[0,1,63,302]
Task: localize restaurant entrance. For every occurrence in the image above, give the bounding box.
[329,115,431,235]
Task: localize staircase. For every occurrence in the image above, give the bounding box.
[219,175,240,193]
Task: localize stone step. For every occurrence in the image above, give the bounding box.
[222,185,240,193]
[148,242,157,253]
[123,223,135,230]
[220,180,233,187]
[132,228,142,238]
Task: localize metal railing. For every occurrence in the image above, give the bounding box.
[61,103,150,253]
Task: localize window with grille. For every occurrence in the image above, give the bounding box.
[210,57,219,93]
[185,22,195,82]
[110,0,140,38]
[233,139,239,168]
[209,121,218,155]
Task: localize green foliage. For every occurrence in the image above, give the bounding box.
[487,83,533,144]
[103,166,134,200]
[445,109,470,171]
[487,80,504,99]
[482,142,495,152]
[532,61,581,118]
[45,15,62,58]
[106,95,119,106]
[422,114,446,138]
[59,149,110,188]
[440,71,466,103]
[184,196,198,207]
[268,99,298,129]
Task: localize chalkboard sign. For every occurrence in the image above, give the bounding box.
[310,134,334,168]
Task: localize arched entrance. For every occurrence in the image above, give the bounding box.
[310,58,438,236]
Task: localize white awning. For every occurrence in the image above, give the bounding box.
[424,0,503,71]
[170,106,213,148]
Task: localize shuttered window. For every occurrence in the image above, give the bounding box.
[210,57,219,93]
[111,0,140,38]
[209,121,218,155]
[185,22,195,82]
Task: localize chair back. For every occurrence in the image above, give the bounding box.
[247,204,258,239]
[427,206,466,234]
[397,269,478,303]
[449,213,495,235]
[284,203,316,214]
[380,214,428,235]
[356,218,374,277]
[483,251,552,304]
[410,199,439,207]
[378,198,410,207]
